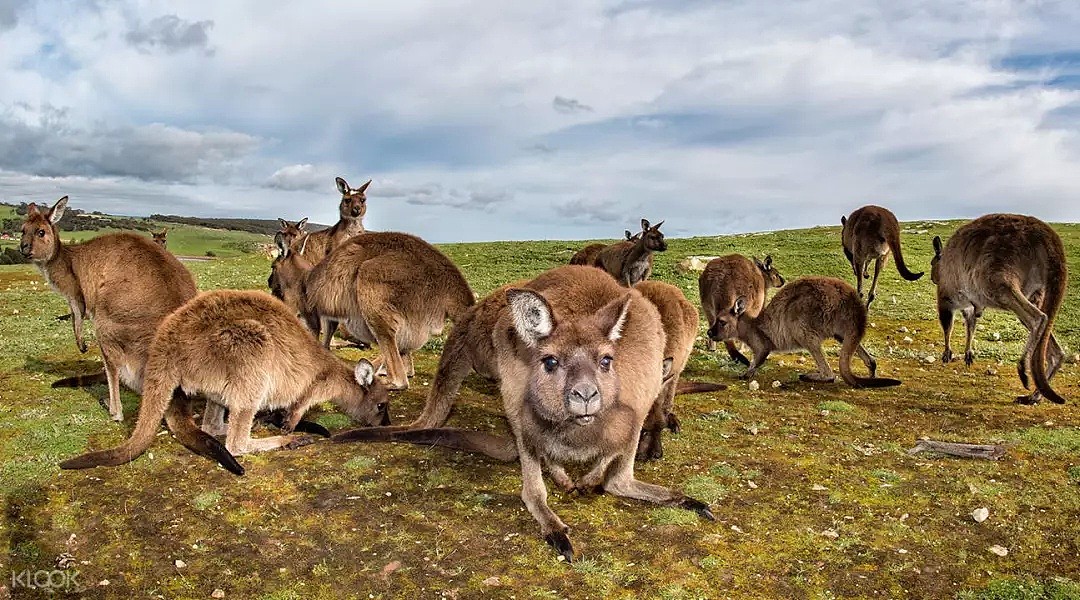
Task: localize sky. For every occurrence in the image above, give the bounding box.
[2,1,1080,242]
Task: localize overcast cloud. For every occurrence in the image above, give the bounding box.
[1,1,1079,242]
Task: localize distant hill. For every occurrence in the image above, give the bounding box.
[149,214,328,236]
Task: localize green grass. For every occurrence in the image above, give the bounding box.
[1,219,1079,598]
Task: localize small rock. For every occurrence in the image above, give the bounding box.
[900,513,909,521]
[988,545,1008,557]
[748,380,760,391]
[12,309,18,315]
[731,525,744,534]
[747,480,758,489]
[924,355,935,364]
[812,484,827,491]
[482,576,501,587]
[986,368,997,376]
[99,580,110,587]
[903,336,914,344]
[175,559,187,569]
[869,322,876,328]
[380,560,402,579]
[899,326,909,333]
[897,548,908,554]
[972,507,989,523]
[821,529,839,539]
[771,380,782,389]
[557,555,566,562]
[212,590,226,599]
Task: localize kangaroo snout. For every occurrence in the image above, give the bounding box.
[567,382,600,422]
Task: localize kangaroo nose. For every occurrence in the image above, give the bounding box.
[19,243,31,257]
[351,207,362,217]
[567,383,600,420]
[707,322,720,341]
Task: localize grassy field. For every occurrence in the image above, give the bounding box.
[1,219,1079,599]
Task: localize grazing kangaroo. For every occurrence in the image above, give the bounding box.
[708,277,901,388]
[301,177,371,261]
[594,219,667,286]
[569,230,638,266]
[932,214,1067,404]
[151,227,168,249]
[699,254,786,364]
[59,290,390,475]
[20,197,197,421]
[634,280,725,462]
[269,231,474,390]
[841,205,923,306]
[333,266,714,561]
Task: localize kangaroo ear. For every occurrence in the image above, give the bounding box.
[661,357,674,380]
[507,289,555,346]
[26,203,40,217]
[841,215,847,227]
[48,196,69,224]
[296,217,308,230]
[764,255,772,268]
[274,232,290,258]
[625,230,633,240]
[640,218,650,231]
[336,177,349,194]
[733,296,747,317]
[932,236,943,257]
[161,227,168,235]
[354,359,375,387]
[653,220,664,230]
[753,256,765,271]
[596,293,632,342]
[278,218,289,229]
[357,179,372,193]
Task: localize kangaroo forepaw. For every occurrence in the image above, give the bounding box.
[679,497,716,521]
[964,351,975,367]
[941,349,953,364]
[544,530,574,563]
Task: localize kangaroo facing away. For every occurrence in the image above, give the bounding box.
[268,231,475,390]
[300,177,372,262]
[59,290,390,475]
[699,254,786,365]
[634,280,725,462]
[594,219,667,286]
[569,230,638,266]
[333,266,715,561]
[151,227,168,249]
[709,276,901,388]
[841,205,923,306]
[932,214,1068,404]
[20,197,197,421]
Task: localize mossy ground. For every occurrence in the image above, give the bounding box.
[1,221,1079,599]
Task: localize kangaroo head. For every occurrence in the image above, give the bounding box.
[269,233,313,314]
[335,359,392,426]
[335,177,371,221]
[151,228,167,249]
[507,288,631,426]
[753,255,785,288]
[639,218,667,252]
[276,217,308,249]
[707,295,746,342]
[20,196,67,262]
[930,235,943,285]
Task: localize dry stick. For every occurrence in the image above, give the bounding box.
[907,439,1007,460]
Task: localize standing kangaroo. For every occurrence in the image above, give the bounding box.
[333,266,714,561]
[300,177,371,261]
[699,254,786,364]
[932,214,1067,404]
[708,277,901,388]
[269,231,474,390]
[594,219,667,286]
[59,290,390,475]
[151,228,168,249]
[20,197,197,421]
[275,217,308,249]
[634,280,725,462]
[841,205,923,306]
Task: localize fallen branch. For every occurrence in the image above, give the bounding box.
[907,439,1007,460]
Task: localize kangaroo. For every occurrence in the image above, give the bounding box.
[268,231,475,390]
[569,230,639,266]
[841,205,923,307]
[634,280,725,462]
[276,217,308,249]
[932,214,1067,404]
[151,227,168,249]
[333,266,714,561]
[708,277,901,388]
[594,219,667,286]
[20,197,197,421]
[699,254,786,364]
[59,290,390,475]
[300,177,371,261]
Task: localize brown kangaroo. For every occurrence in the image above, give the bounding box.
[841,205,923,306]
[268,231,475,390]
[634,280,725,462]
[20,197,197,421]
[333,266,715,561]
[932,214,1067,404]
[709,276,901,388]
[699,254,786,364]
[276,217,308,249]
[300,177,371,261]
[59,290,390,475]
[151,227,168,249]
[594,219,667,286]
[569,230,638,266]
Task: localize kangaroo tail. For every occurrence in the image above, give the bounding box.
[675,381,728,394]
[59,381,175,470]
[52,372,108,388]
[332,427,519,462]
[886,224,923,281]
[164,394,244,475]
[1032,255,1067,404]
[838,336,902,389]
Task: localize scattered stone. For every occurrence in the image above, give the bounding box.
[986,368,997,376]
[212,590,226,599]
[899,326,909,333]
[99,580,110,587]
[924,355,935,364]
[821,529,839,539]
[903,336,914,344]
[747,480,758,489]
[175,559,187,569]
[731,525,744,534]
[869,322,876,328]
[988,545,1008,557]
[748,380,760,391]
[771,380,782,389]
[900,513,909,521]
[380,560,402,580]
[812,484,827,491]
[482,576,501,587]
[11,309,18,315]
[557,555,566,562]
[972,508,989,523]
[897,548,908,554]
[992,332,1001,341]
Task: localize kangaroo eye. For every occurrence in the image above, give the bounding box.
[541,356,559,373]
[599,356,613,370]
[37,229,45,238]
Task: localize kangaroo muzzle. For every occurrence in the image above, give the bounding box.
[566,382,600,424]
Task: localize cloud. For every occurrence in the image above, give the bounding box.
[374,180,513,211]
[0,0,28,30]
[554,197,625,224]
[125,14,214,55]
[552,96,593,114]
[265,163,336,191]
